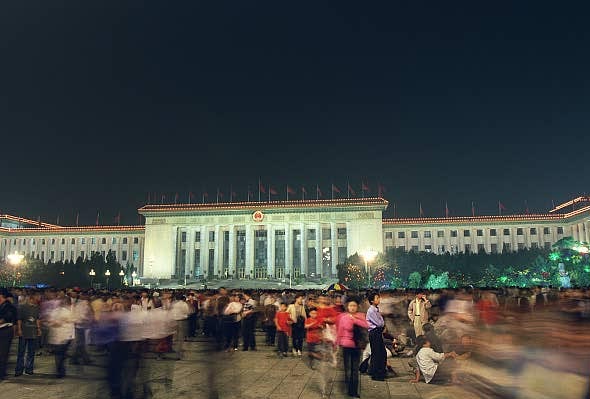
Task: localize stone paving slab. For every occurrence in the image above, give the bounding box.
[0,336,469,399]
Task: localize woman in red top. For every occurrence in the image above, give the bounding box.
[336,297,369,398]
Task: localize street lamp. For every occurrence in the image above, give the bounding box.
[7,251,24,287]
[361,249,378,289]
[119,270,125,286]
[89,269,96,288]
[105,269,111,290]
[131,271,137,286]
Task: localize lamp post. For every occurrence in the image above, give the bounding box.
[89,269,96,288]
[119,270,125,287]
[131,271,137,286]
[7,251,24,287]
[105,269,111,290]
[361,249,378,289]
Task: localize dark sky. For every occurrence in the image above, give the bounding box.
[1,1,589,224]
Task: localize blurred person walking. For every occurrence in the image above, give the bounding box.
[0,289,17,380]
[14,292,41,376]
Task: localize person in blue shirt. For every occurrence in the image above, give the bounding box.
[365,292,387,381]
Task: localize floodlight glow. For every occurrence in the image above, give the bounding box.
[573,246,589,254]
[7,252,24,265]
[361,249,378,262]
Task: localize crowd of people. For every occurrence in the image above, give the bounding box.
[0,285,589,398]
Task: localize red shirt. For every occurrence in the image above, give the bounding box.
[305,317,322,343]
[276,311,292,336]
[317,306,338,326]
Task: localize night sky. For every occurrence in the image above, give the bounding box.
[1,2,590,225]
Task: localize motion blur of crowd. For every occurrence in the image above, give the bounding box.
[0,285,589,398]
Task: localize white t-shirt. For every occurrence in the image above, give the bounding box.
[416,347,445,383]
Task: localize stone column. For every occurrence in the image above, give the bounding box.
[187,230,194,276]
[316,223,322,277]
[229,225,236,277]
[301,223,307,277]
[246,224,254,278]
[330,222,338,276]
[267,224,274,278]
[285,223,292,278]
[213,226,221,277]
[200,226,208,277]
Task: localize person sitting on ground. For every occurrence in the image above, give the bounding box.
[410,335,456,384]
[423,323,443,353]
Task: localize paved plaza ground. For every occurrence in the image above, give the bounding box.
[1,334,469,399]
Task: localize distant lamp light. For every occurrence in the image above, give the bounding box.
[105,269,111,276]
[119,270,125,277]
[573,245,589,254]
[361,249,378,288]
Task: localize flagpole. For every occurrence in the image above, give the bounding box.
[286,185,289,201]
[347,180,350,199]
[258,178,261,202]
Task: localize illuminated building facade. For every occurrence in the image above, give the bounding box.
[1,197,589,280]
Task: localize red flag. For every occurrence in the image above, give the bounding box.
[302,186,307,194]
[378,183,385,197]
[499,201,506,210]
[270,186,278,195]
[95,211,100,226]
[332,184,341,193]
[259,180,266,194]
[188,192,194,204]
[419,203,424,217]
[362,181,369,191]
[316,185,323,199]
[174,192,179,204]
[471,201,476,217]
[445,202,449,218]
[347,183,356,196]
[287,185,296,195]
[147,193,151,204]
[161,194,166,204]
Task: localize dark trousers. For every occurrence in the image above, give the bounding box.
[368,328,386,379]
[53,340,71,377]
[242,317,257,350]
[277,331,289,354]
[265,325,276,345]
[72,327,91,364]
[15,337,37,374]
[107,341,125,397]
[342,347,361,396]
[222,318,239,350]
[188,313,198,337]
[0,327,13,378]
[292,325,304,352]
[121,341,143,399]
[204,316,216,337]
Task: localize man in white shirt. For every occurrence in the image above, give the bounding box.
[412,336,456,384]
[171,294,190,359]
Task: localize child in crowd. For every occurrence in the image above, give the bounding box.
[304,307,323,367]
[410,335,456,384]
[275,303,292,357]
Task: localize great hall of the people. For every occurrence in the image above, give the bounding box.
[1,196,589,280]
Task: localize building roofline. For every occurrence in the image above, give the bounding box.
[1,225,145,234]
[138,197,389,214]
[0,214,60,228]
[549,196,590,213]
[383,205,590,225]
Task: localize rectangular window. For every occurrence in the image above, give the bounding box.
[503,229,510,236]
[132,250,139,261]
[464,244,471,253]
[50,251,54,260]
[503,243,511,253]
[490,244,498,254]
[424,245,432,252]
[307,247,317,275]
[477,244,485,253]
[411,245,419,252]
[398,245,406,252]
[195,232,201,242]
[385,232,393,239]
[308,229,316,240]
[133,237,139,244]
[530,228,537,235]
[31,251,35,259]
[438,245,446,253]
[208,249,215,276]
[181,232,187,243]
[398,231,405,239]
[80,250,85,259]
[477,229,483,237]
[236,230,246,268]
[101,238,106,244]
[41,251,45,261]
[464,230,470,237]
[517,243,525,251]
[112,237,117,244]
[543,227,550,235]
[337,228,347,239]
[91,237,96,245]
[322,228,331,240]
[544,242,551,250]
[490,229,497,237]
[70,250,74,260]
[517,228,523,236]
[209,231,215,242]
[122,237,128,244]
[61,238,65,245]
[60,251,64,261]
[451,230,458,238]
[194,249,201,275]
[531,242,539,249]
[437,231,444,238]
[424,231,432,238]
[411,231,419,238]
[51,238,56,245]
[32,239,35,245]
[223,231,230,268]
[81,238,86,244]
[557,227,564,234]
[122,250,128,261]
[71,238,75,245]
[338,247,347,265]
[292,230,301,271]
[22,239,26,245]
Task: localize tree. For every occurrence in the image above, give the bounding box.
[408,271,422,289]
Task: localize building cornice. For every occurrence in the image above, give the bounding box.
[1,225,145,235]
[138,198,389,217]
[0,214,60,228]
